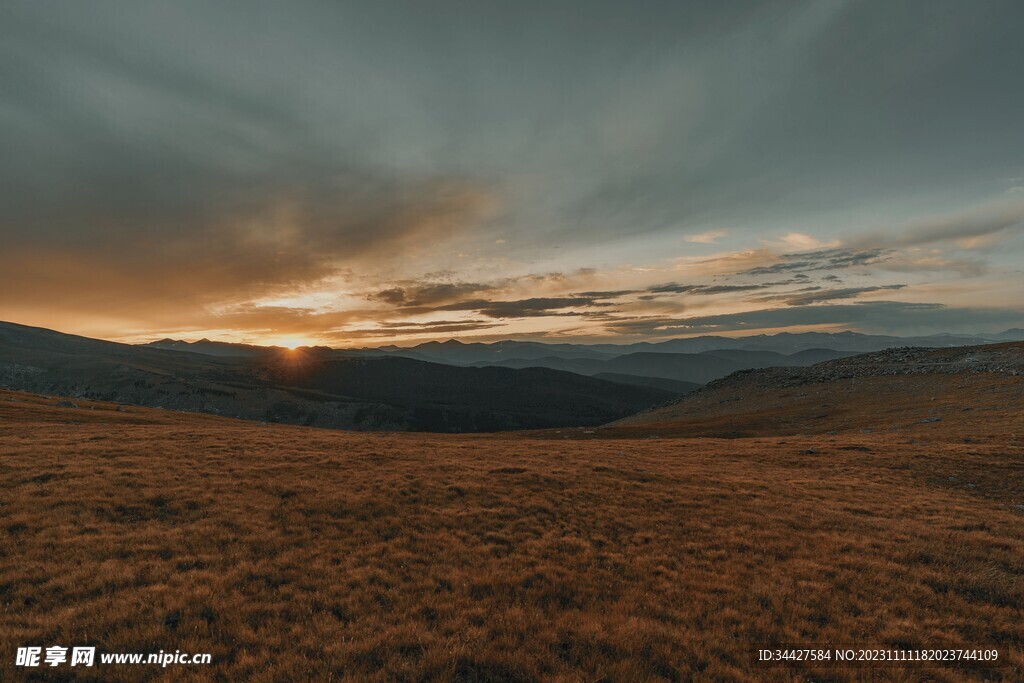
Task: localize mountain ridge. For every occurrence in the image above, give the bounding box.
[0,321,671,432]
[147,329,1024,361]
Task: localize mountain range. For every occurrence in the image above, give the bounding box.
[5,320,1024,433]
[147,329,1024,387]
[348,330,1024,362]
[0,322,670,432]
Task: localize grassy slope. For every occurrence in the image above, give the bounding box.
[605,366,1024,441]
[1,389,1021,681]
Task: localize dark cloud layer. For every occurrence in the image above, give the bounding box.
[741,249,886,276]
[2,1,1023,341]
[369,282,497,308]
[332,320,502,340]
[598,302,1023,337]
[437,297,613,319]
[648,283,773,295]
[753,284,907,306]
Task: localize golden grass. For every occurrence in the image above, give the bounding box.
[1,389,1022,681]
[605,373,1024,441]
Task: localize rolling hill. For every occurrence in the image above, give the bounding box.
[605,342,1024,439]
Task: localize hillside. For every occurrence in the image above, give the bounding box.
[0,322,670,432]
[468,352,740,384]
[606,342,1024,439]
[591,372,700,394]
[147,338,285,357]
[2,388,1020,681]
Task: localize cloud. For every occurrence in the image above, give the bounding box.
[740,248,885,276]
[684,229,728,244]
[956,234,1008,249]
[597,301,1024,337]
[3,3,1024,344]
[202,304,387,335]
[370,288,408,305]
[369,281,497,307]
[849,198,1024,250]
[366,272,611,312]
[775,232,839,250]
[647,282,772,295]
[752,284,907,306]
[327,320,503,340]
[675,249,779,277]
[574,290,640,299]
[436,297,612,319]
[874,252,987,277]
[0,178,494,336]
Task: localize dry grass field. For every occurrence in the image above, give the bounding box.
[1,388,1022,681]
[605,350,1024,442]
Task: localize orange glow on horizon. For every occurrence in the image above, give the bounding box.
[274,338,312,350]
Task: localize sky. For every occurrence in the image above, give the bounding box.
[2,0,1023,347]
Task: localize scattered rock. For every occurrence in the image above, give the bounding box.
[56,399,78,409]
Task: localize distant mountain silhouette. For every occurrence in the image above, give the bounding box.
[145,329,1023,389]
[0,322,671,432]
[148,338,280,357]
[353,330,1023,361]
[463,349,855,384]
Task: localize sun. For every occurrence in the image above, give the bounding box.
[274,338,310,350]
